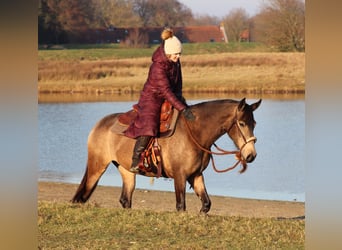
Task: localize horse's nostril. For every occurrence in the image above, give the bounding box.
[246,154,256,163]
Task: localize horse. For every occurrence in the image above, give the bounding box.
[72,98,261,213]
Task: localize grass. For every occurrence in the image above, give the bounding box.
[38,42,271,60]
[38,201,304,249]
[38,44,305,100]
[38,42,304,102]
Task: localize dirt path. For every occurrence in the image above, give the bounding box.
[38,182,304,219]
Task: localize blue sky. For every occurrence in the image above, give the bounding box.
[178,0,263,17]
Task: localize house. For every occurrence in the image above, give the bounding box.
[77,25,228,44]
[240,29,250,42]
[173,25,227,43]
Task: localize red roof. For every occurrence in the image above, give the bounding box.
[174,26,226,43]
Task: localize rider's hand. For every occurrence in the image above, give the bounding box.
[182,108,195,121]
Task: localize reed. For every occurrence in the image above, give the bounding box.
[38,52,305,97]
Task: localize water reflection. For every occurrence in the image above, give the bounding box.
[38,92,305,103]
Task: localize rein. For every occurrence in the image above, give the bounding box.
[182,113,256,174]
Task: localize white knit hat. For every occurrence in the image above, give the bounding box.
[164,36,182,54]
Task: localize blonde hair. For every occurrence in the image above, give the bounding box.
[161,28,174,41]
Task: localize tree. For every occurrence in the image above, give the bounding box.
[132,0,154,26]
[42,0,93,43]
[222,8,250,42]
[253,0,305,51]
[38,0,66,44]
[39,0,229,45]
[188,14,220,26]
[49,0,89,31]
[125,27,149,47]
[91,0,141,28]
[133,0,192,27]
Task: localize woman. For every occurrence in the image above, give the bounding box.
[124,28,195,173]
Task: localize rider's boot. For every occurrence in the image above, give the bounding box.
[130,136,152,173]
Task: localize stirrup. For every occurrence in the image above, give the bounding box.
[130,165,140,173]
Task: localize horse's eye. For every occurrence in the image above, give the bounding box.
[239,121,246,127]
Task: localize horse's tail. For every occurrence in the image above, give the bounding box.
[71,166,99,203]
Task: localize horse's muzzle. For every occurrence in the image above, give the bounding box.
[245,153,256,163]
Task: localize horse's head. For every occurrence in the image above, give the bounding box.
[227,98,261,163]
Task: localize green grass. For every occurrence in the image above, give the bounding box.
[38,42,271,61]
[38,201,304,249]
[183,42,270,55]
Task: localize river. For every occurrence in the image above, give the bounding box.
[38,97,304,202]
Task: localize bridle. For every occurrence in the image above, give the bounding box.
[229,117,257,152]
[182,110,257,173]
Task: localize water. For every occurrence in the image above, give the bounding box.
[38,99,305,202]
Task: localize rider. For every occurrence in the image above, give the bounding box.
[124,27,195,173]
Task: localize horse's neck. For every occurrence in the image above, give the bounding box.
[190,103,237,147]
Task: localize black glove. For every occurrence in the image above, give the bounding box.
[182,108,195,121]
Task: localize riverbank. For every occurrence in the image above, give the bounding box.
[38,52,305,100]
[38,181,304,219]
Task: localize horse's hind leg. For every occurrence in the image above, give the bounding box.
[188,174,211,213]
[118,165,136,208]
[72,155,109,203]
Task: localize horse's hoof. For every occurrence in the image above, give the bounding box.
[199,211,209,217]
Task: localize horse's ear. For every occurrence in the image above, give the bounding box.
[251,99,262,111]
[238,98,246,111]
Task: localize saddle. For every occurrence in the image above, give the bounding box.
[111,101,179,177]
[113,100,179,138]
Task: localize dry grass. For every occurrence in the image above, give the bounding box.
[38,52,305,96]
[38,201,305,249]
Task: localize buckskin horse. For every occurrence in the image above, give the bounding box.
[72,98,261,213]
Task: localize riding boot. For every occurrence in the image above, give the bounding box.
[130,136,152,173]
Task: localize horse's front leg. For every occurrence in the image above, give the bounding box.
[173,174,187,211]
[118,165,136,208]
[189,173,211,213]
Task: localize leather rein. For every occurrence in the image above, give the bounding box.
[182,111,257,174]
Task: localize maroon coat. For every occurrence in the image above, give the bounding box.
[124,45,187,138]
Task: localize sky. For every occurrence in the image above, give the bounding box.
[178,0,263,17]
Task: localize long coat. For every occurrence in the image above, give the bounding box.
[124,45,187,138]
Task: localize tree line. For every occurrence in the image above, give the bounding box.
[38,0,305,52]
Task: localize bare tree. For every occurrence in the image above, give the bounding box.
[91,0,141,28]
[188,14,221,26]
[253,0,305,51]
[45,0,92,42]
[39,0,64,43]
[132,0,155,26]
[124,27,149,47]
[133,0,193,27]
[46,0,88,32]
[222,8,250,42]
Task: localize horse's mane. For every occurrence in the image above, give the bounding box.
[191,99,238,107]
[190,99,238,117]
[192,98,238,105]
